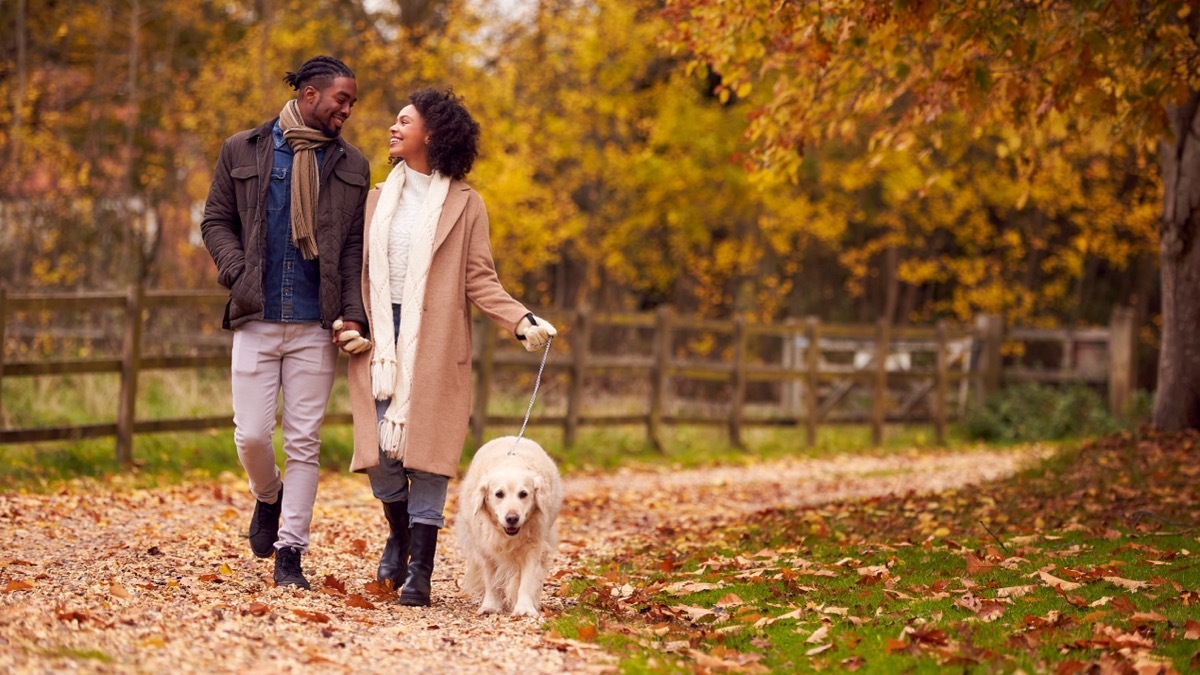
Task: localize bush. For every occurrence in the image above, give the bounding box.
[963,383,1123,443]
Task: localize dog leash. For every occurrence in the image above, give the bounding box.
[511,328,553,455]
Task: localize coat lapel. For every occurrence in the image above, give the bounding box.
[432,182,469,254]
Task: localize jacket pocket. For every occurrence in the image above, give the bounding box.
[457,309,471,365]
[333,167,367,215]
[230,164,259,222]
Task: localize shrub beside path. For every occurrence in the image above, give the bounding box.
[0,444,1051,673]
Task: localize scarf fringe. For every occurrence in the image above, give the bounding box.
[371,359,397,401]
[378,414,405,458]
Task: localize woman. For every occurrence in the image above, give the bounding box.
[345,88,556,607]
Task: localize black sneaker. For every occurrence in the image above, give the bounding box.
[248,486,283,558]
[273,546,310,590]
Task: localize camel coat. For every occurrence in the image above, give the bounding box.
[347,180,531,477]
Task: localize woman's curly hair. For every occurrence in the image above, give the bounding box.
[409,87,480,180]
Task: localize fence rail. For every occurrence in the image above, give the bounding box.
[0,286,1138,463]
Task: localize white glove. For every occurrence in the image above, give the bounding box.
[332,318,372,355]
[517,314,557,351]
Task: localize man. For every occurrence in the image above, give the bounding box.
[201,55,372,589]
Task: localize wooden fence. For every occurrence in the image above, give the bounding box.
[0,286,1138,463]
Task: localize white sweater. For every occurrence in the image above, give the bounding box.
[388,165,434,302]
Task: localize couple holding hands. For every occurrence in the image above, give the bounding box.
[200,55,556,604]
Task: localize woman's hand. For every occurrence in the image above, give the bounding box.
[517,314,557,351]
[332,318,372,354]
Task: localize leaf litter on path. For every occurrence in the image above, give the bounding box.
[0,444,1051,672]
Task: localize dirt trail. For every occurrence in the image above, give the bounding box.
[0,444,1051,673]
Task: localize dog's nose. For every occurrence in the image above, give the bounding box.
[505,513,520,527]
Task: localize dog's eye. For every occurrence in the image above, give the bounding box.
[494,490,504,499]
[518,490,529,499]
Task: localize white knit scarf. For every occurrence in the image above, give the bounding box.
[367,161,451,458]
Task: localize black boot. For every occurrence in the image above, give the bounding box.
[398,523,438,606]
[248,485,283,558]
[273,546,310,590]
[377,500,410,587]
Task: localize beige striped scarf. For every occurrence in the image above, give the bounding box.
[279,99,333,260]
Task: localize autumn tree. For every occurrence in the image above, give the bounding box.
[664,0,1199,428]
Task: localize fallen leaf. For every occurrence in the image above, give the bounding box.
[841,656,866,671]
[1103,576,1149,592]
[996,585,1036,598]
[346,594,376,610]
[805,625,829,644]
[671,605,715,622]
[966,553,995,575]
[1184,619,1200,639]
[663,581,721,596]
[293,609,331,623]
[3,580,34,592]
[1111,596,1138,615]
[805,643,832,656]
[715,592,745,608]
[1038,571,1081,591]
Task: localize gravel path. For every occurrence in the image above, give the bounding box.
[0,444,1051,673]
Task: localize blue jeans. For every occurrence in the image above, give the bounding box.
[365,304,449,528]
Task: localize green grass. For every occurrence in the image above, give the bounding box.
[547,431,1200,673]
[2,369,982,491]
[0,421,965,493]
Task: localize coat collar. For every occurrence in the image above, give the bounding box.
[363,178,471,257]
[433,181,471,253]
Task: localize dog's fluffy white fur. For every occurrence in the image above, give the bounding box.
[455,435,562,617]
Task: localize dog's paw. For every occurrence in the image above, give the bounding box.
[512,601,540,618]
[477,601,504,615]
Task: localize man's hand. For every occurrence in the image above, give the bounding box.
[332,318,371,355]
[517,314,557,351]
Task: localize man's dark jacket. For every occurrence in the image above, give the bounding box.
[201,118,370,331]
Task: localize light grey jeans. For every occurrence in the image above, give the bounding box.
[366,304,449,528]
[231,320,336,553]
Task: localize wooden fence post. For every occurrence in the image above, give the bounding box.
[471,315,496,448]
[871,319,890,446]
[648,305,672,452]
[116,283,145,465]
[934,320,948,445]
[805,317,820,446]
[974,313,1004,405]
[564,308,589,448]
[781,317,801,418]
[729,314,746,449]
[1109,306,1136,418]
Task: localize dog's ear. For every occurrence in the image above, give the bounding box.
[475,482,489,517]
[530,475,546,510]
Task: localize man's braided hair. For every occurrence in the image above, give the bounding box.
[283,55,355,92]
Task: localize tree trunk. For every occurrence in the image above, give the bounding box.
[11,0,26,173]
[1153,91,1200,431]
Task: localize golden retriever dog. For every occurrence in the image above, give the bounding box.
[456,435,562,617]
